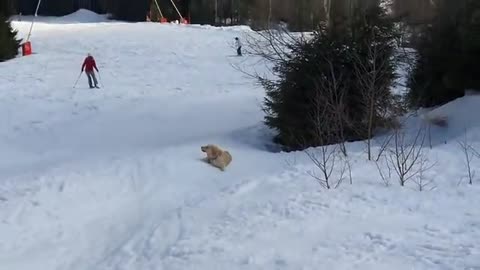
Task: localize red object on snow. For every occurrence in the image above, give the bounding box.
[82,56,98,72]
[22,42,32,56]
[181,18,189,24]
[160,17,168,23]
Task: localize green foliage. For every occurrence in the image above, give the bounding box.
[38,0,74,16]
[407,0,480,108]
[262,27,355,150]
[0,16,20,62]
[262,5,398,151]
[0,0,16,17]
[105,0,149,22]
[462,0,480,91]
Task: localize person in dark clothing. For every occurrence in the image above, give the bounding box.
[81,53,99,88]
[235,37,242,56]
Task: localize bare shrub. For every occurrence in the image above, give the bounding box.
[375,157,393,187]
[373,129,396,162]
[345,155,353,185]
[471,146,480,159]
[301,61,353,189]
[237,27,306,73]
[353,30,398,161]
[302,93,351,189]
[305,145,348,189]
[411,155,437,191]
[457,129,477,185]
[311,59,350,157]
[384,123,435,187]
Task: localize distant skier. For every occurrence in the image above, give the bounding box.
[81,53,99,89]
[235,37,242,56]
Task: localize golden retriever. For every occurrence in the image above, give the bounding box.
[201,144,232,171]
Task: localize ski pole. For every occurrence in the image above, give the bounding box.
[97,71,104,88]
[73,71,83,88]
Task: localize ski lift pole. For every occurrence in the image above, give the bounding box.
[153,0,165,19]
[169,0,185,22]
[26,0,42,42]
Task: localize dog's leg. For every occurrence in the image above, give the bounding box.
[211,158,225,171]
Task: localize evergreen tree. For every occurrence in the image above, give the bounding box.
[16,0,38,15]
[105,0,149,22]
[0,0,16,16]
[38,0,75,16]
[462,0,480,91]
[0,1,20,62]
[407,0,480,108]
[189,0,213,24]
[262,4,398,151]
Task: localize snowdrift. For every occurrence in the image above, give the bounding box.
[57,9,110,23]
[11,9,110,24]
[411,94,480,148]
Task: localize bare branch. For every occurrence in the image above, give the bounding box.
[412,156,437,191]
[230,27,312,90]
[352,27,398,161]
[374,131,396,162]
[383,123,434,187]
[305,144,348,190]
[344,155,353,185]
[457,129,477,185]
[375,157,392,187]
[469,145,480,159]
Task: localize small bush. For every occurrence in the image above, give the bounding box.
[0,16,20,62]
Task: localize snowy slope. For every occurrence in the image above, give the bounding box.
[1,12,480,270]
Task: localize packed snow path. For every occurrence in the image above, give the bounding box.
[1,11,480,270]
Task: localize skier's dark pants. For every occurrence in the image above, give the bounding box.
[86,71,98,88]
[237,46,242,56]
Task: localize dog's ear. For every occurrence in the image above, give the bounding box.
[211,146,222,158]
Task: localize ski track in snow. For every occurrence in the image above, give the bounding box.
[1,11,480,270]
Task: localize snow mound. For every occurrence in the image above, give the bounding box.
[425,94,480,129]
[11,9,110,24]
[416,94,480,145]
[57,9,109,23]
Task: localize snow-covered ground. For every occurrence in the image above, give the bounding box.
[1,10,480,270]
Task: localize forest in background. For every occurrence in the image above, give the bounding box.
[0,0,455,31]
